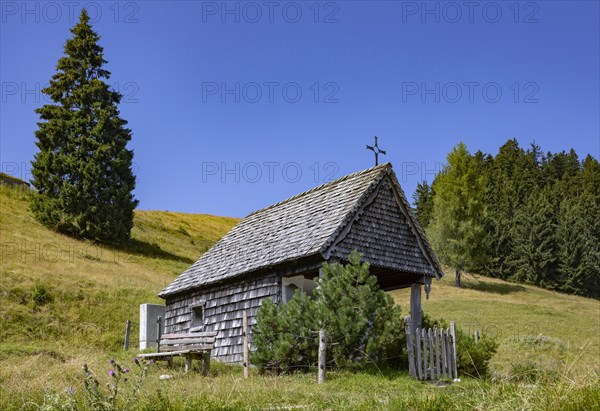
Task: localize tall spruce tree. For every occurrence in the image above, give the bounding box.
[558,156,600,298]
[31,10,137,243]
[481,140,540,279]
[580,154,600,198]
[427,142,486,287]
[412,181,434,229]
[556,197,600,297]
[508,190,558,287]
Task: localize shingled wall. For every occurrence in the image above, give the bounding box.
[164,273,279,364]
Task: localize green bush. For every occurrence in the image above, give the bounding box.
[455,328,498,378]
[314,251,404,369]
[250,290,318,374]
[251,251,404,373]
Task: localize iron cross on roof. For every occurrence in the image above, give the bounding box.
[366,136,386,166]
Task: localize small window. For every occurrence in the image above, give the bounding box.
[190,301,206,332]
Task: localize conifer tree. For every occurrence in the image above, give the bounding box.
[412,181,434,229]
[250,291,318,373]
[558,156,600,298]
[251,252,404,372]
[557,198,587,295]
[580,154,600,198]
[31,10,137,243]
[509,190,558,287]
[427,142,486,287]
[314,251,403,367]
[481,140,537,279]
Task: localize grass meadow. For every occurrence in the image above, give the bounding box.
[1,184,598,410]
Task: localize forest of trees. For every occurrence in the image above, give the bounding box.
[414,139,600,299]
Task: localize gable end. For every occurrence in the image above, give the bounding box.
[327,175,438,277]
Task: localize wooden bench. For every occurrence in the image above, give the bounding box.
[137,331,218,374]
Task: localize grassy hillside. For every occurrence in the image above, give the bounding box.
[1,183,598,410]
[391,274,600,380]
[0,184,239,353]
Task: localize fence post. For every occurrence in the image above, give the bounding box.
[450,321,458,379]
[474,329,480,343]
[156,316,162,352]
[434,325,441,379]
[243,310,249,379]
[124,319,131,351]
[446,329,452,378]
[421,328,428,380]
[318,329,326,384]
[428,328,434,380]
[441,328,447,379]
[416,327,422,380]
[404,316,416,378]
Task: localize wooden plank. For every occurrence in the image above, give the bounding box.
[428,328,434,380]
[318,329,326,384]
[434,326,441,380]
[243,310,249,379]
[137,351,191,358]
[159,344,214,351]
[441,329,447,379]
[404,316,416,378]
[162,332,218,340]
[446,329,453,379]
[450,322,458,379]
[162,331,219,339]
[443,329,448,378]
[416,328,422,380]
[421,328,428,380]
[159,337,216,345]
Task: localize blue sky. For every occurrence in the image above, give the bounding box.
[1,1,599,217]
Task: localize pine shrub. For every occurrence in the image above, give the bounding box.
[251,251,404,373]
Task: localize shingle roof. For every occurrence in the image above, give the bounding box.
[159,163,442,298]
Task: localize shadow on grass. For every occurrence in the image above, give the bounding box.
[462,280,526,295]
[109,238,195,264]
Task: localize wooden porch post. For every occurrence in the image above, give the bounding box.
[318,267,326,384]
[410,284,422,333]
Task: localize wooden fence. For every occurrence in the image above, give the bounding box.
[404,317,458,380]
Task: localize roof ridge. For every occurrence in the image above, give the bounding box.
[245,162,391,218]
